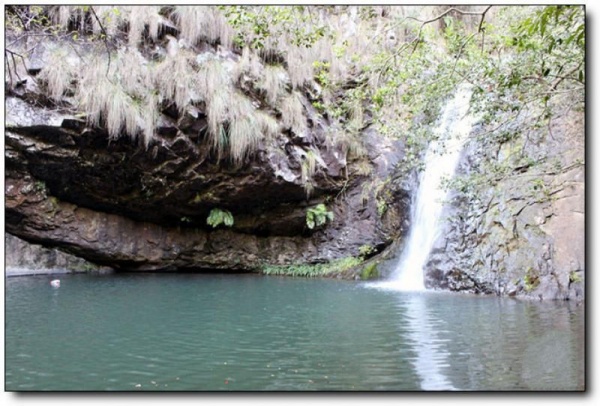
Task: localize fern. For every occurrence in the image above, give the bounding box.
[206,208,234,228]
[306,203,334,229]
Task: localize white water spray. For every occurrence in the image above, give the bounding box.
[382,84,475,291]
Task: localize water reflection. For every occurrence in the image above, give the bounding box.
[6,275,584,391]
[401,293,456,390]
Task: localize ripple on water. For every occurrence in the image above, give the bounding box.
[5,274,585,391]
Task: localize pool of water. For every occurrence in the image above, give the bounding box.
[5,273,585,391]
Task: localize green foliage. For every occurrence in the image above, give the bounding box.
[306,204,334,230]
[358,244,375,259]
[569,271,581,284]
[206,208,234,228]
[313,60,331,88]
[524,267,540,292]
[33,180,47,194]
[376,198,388,218]
[261,257,362,277]
[360,262,379,280]
[221,6,327,50]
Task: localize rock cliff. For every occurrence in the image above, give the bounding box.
[5,32,409,273]
[424,108,584,301]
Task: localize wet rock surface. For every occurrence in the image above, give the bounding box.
[424,113,584,301]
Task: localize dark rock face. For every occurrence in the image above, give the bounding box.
[5,234,111,276]
[423,113,584,301]
[5,95,409,272]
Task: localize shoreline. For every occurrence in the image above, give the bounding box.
[5,267,114,277]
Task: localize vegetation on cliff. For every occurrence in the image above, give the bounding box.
[6,5,583,187]
[5,6,585,291]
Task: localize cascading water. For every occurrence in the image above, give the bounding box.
[378,84,476,291]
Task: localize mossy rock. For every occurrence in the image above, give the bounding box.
[360,262,379,280]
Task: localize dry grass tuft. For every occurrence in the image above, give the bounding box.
[285,46,315,89]
[173,6,233,48]
[259,65,288,105]
[206,88,230,156]
[233,46,263,83]
[34,6,416,160]
[128,6,162,46]
[257,111,280,139]
[38,46,79,101]
[301,148,321,197]
[197,58,230,101]
[279,91,307,136]
[76,50,158,146]
[51,6,73,29]
[226,91,269,165]
[155,49,199,113]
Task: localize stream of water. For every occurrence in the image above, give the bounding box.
[379,84,476,291]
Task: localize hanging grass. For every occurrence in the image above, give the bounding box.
[28,5,388,163]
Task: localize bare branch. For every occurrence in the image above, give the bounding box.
[9,6,30,31]
[5,49,29,84]
[478,6,493,33]
[6,55,15,88]
[414,6,494,40]
[551,62,584,90]
[88,6,112,77]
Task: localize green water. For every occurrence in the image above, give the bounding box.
[5,273,585,391]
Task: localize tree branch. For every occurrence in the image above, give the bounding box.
[551,62,584,90]
[478,6,493,33]
[414,6,494,40]
[9,6,30,31]
[88,6,112,77]
[5,49,29,84]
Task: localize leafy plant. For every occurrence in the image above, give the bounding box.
[376,198,388,218]
[569,271,582,284]
[360,262,379,280]
[358,244,375,259]
[306,203,334,230]
[524,267,540,292]
[206,208,234,228]
[261,256,362,277]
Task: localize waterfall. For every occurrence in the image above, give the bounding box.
[379,84,475,291]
